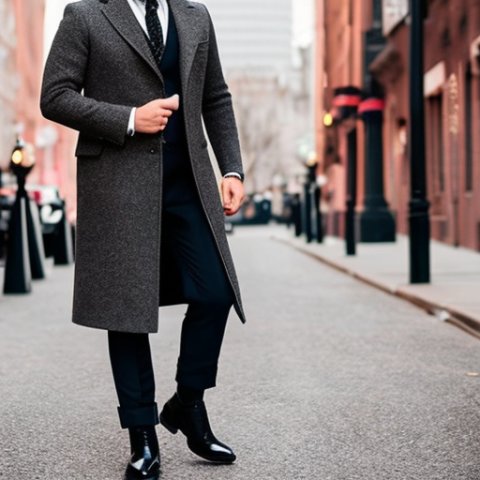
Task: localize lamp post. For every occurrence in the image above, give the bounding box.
[307,153,324,243]
[4,138,46,294]
[360,0,396,243]
[359,95,396,243]
[290,167,305,238]
[303,154,317,243]
[332,86,362,255]
[4,139,33,293]
[315,173,328,243]
[408,0,430,283]
[345,122,358,255]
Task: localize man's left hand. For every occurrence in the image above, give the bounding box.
[221,177,245,216]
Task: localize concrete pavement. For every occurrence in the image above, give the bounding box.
[275,228,480,339]
[2,226,480,479]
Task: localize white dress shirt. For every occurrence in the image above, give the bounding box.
[126,0,169,136]
[125,0,242,181]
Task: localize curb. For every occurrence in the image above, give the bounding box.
[273,235,480,341]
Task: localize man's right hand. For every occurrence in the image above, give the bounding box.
[135,94,180,134]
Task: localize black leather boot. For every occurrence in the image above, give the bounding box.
[124,426,161,479]
[159,393,236,463]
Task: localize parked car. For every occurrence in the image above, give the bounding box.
[0,184,68,259]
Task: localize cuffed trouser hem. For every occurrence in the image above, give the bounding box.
[175,366,218,391]
[117,403,160,429]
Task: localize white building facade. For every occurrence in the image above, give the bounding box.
[202,0,292,75]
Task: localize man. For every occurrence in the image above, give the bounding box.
[40,0,246,478]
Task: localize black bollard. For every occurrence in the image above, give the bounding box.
[303,182,313,243]
[313,184,323,243]
[54,201,74,265]
[292,194,302,237]
[26,199,46,279]
[3,197,32,294]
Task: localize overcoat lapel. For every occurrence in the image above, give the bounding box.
[101,0,164,85]
[168,0,204,97]
[101,0,203,96]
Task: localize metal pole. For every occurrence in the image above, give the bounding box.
[304,179,313,243]
[313,184,323,243]
[345,127,357,255]
[359,99,396,242]
[292,193,302,237]
[408,0,430,283]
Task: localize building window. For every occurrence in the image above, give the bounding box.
[428,95,445,192]
[465,64,473,192]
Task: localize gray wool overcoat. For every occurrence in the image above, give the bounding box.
[40,0,246,333]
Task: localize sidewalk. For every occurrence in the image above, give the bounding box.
[273,227,480,338]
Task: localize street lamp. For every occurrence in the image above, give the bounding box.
[4,138,46,294]
[10,138,35,193]
[323,111,334,128]
[408,0,430,283]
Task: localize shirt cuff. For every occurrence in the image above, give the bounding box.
[223,172,243,181]
[127,107,136,136]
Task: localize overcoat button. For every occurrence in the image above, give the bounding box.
[150,148,157,154]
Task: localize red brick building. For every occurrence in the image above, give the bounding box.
[316,0,480,251]
[13,0,46,150]
[0,0,77,218]
[316,0,369,237]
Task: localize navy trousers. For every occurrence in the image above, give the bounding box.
[108,146,234,429]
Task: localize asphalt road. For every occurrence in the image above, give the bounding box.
[1,226,480,480]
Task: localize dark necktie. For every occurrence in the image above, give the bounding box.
[145,0,165,67]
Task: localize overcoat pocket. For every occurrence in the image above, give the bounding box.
[75,135,105,158]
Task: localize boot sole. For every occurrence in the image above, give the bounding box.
[124,474,159,480]
[187,442,237,464]
[124,463,160,480]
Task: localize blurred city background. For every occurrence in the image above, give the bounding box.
[3,1,480,479]
[2,0,480,256]
[0,0,314,224]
